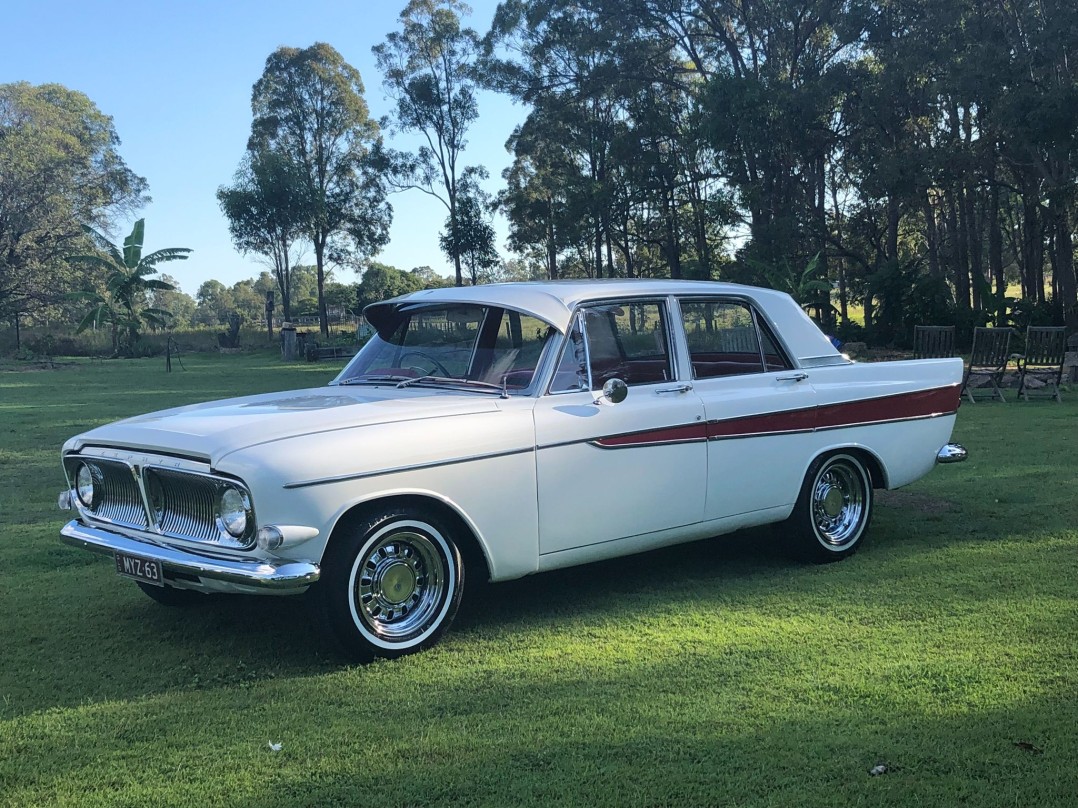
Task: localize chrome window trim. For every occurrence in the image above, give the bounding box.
[674,294,795,376]
[546,298,677,396]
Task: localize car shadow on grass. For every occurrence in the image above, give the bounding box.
[8,485,1067,721]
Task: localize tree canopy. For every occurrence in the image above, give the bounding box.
[249,43,392,337]
[0,82,148,324]
[375,0,484,287]
[5,1,1078,348]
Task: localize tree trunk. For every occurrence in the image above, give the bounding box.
[923,194,941,278]
[946,191,971,313]
[594,221,603,279]
[449,194,464,287]
[1021,189,1045,304]
[1050,196,1078,329]
[961,184,982,311]
[546,196,558,280]
[830,179,848,325]
[988,185,1005,325]
[815,155,833,330]
[666,186,682,279]
[315,238,328,338]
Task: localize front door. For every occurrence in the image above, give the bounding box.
[534,299,707,555]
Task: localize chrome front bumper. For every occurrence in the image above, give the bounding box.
[60,520,320,589]
[936,443,969,464]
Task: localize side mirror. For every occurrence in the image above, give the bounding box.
[595,378,628,405]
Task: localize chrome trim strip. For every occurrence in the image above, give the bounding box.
[60,521,319,588]
[708,428,817,441]
[814,409,957,432]
[589,437,704,449]
[132,463,161,534]
[283,446,535,489]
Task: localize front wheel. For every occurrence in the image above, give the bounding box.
[315,507,463,662]
[786,453,874,563]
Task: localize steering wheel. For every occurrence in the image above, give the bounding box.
[399,350,452,377]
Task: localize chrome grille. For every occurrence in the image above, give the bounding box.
[84,459,148,530]
[64,455,254,549]
[148,468,222,543]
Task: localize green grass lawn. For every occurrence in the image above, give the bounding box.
[1,352,1076,807]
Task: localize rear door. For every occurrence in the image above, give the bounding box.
[676,296,818,520]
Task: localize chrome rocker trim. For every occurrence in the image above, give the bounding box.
[936,443,969,464]
[60,520,320,589]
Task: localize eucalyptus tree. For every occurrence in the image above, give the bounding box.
[250,43,391,337]
[487,0,634,279]
[985,0,1078,328]
[374,0,484,287]
[70,219,189,356]
[439,167,499,284]
[0,82,148,325]
[356,262,426,309]
[498,110,582,279]
[148,274,197,328]
[217,149,310,323]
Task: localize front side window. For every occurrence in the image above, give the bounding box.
[550,300,672,392]
[680,299,791,378]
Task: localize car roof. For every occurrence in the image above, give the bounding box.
[362,279,843,365]
[365,279,779,333]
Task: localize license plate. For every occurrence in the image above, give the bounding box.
[114,551,164,587]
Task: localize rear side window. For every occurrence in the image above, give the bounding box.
[679,299,791,378]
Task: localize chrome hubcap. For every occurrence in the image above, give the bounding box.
[812,461,866,547]
[354,531,445,639]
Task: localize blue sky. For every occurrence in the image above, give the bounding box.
[1,0,522,297]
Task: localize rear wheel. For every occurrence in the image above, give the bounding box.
[786,453,873,563]
[315,506,463,662]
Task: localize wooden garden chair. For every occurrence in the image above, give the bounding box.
[913,325,956,359]
[961,327,1014,403]
[1015,326,1067,402]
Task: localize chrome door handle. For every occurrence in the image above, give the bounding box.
[776,373,808,382]
[656,384,693,394]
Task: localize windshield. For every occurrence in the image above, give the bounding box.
[335,304,555,393]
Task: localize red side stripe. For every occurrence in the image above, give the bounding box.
[813,385,960,429]
[593,422,708,448]
[707,407,816,438]
[591,385,960,448]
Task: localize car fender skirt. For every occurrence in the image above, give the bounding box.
[60,521,320,589]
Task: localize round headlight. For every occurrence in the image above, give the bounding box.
[218,486,250,538]
[75,463,96,508]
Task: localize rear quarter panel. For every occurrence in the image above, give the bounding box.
[805,357,964,489]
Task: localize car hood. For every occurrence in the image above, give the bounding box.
[64,385,504,467]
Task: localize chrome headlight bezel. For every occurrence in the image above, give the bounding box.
[75,462,100,510]
[217,485,253,540]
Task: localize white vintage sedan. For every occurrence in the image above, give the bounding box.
[59,280,967,660]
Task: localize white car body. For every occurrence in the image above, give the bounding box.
[59,280,966,659]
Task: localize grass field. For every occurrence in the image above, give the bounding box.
[1,351,1076,807]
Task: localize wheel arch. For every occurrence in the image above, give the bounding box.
[325,492,493,585]
[807,444,887,490]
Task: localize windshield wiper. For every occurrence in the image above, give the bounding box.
[396,375,509,397]
[337,374,413,386]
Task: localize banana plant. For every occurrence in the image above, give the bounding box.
[70,219,191,356]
